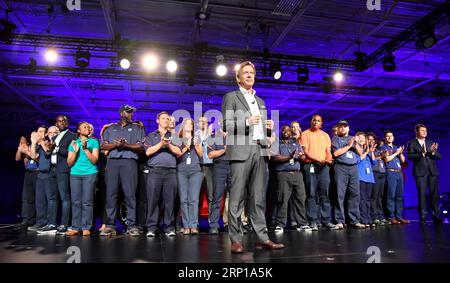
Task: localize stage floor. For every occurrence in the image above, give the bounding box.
[1,220,449,263]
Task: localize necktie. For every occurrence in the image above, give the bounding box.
[422,143,426,154]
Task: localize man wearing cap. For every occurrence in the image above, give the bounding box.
[380,130,409,225]
[100,104,146,236]
[300,115,337,230]
[407,124,442,224]
[331,120,365,229]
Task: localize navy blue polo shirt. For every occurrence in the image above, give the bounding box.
[332,135,358,165]
[379,144,402,170]
[372,149,386,173]
[102,122,145,160]
[145,131,177,168]
[207,135,227,162]
[177,144,201,172]
[37,145,51,172]
[273,138,302,172]
[25,157,39,171]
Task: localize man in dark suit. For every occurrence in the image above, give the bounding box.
[51,115,76,234]
[221,61,284,253]
[407,124,442,224]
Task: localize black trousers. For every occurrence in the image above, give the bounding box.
[415,172,440,219]
[21,170,39,225]
[275,171,307,227]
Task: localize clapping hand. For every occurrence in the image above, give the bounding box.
[431,143,438,152]
[347,137,355,147]
[71,140,79,153]
[369,143,377,152]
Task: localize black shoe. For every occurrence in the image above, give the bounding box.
[209,228,219,235]
[56,225,68,235]
[433,217,443,224]
[222,225,229,233]
[420,218,427,224]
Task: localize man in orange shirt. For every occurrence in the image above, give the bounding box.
[300,115,337,230]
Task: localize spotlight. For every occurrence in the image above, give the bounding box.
[270,63,282,80]
[297,67,309,84]
[142,53,159,71]
[216,64,227,77]
[75,50,90,68]
[166,60,178,73]
[0,19,17,44]
[416,28,437,50]
[44,48,58,63]
[444,210,448,215]
[333,71,344,82]
[120,58,130,70]
[215,55,227,77]
[382,55,396,72]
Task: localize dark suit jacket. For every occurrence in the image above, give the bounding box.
[221,89,271,161]
[54,130,77,173]
[407,138,441,177]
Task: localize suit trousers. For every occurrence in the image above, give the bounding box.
[228,145,268,243]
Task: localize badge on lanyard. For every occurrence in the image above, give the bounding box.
[366,167,370,174]
[346,151,353,159]
[396,162,400,168]
[310,165,315,173]
[30,160,34,164]
[289,158,294,165]
[186,157,191,165]
[380,163,384,168]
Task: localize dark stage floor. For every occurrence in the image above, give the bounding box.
[1,219,450,263]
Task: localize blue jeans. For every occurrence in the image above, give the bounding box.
[177,169,204,228]
[386,171,404,219]
[304,163,332,225]
[209,162,230,228]
[70,173,97,230]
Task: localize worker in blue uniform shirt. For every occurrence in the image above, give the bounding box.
[100,104,145,236]
[379,130,409,225]
[331,120,365,229]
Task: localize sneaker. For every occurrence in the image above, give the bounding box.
[317,223,323,229]
[37,224,57,234]
[56,225,68,235]
[127,227,140,237]
[165,230,176,237]
[382,219,391,225]
[297,225,313,232]
[323,223,338,230]
[352,223,366,229]
[209,228,219,235]
[274,226,284,233]
[310,223,319,231]
[373,219,381,225]
[335,223,344,229]
[27,224,43,232]
[365,224,370,228]
[99,227,117,236]
[146,230,156,237]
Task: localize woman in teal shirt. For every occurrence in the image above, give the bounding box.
[67,122,99,236]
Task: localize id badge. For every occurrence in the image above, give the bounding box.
[380,163,384,168]
[396,162,400,168]
[366,167,370,174]
[346,151,353,159]
[309,165,315,173]
[186,157,191,165]
[289,159,294,165]
[30,160,34,164]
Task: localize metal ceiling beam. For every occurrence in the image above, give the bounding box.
[270,0,317,50]
[0,0,26,32]
[0,76,49,117]
[100,0,116,39]
[60,79,93,118]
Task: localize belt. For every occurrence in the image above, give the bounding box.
[386,169,401,173]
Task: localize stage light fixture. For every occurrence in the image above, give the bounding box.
[142,53,159,71]
[75,50,90,68]
[297,67,309,84]
[333,71,344,82]
[44,48,58,63]
[215,55,227,77]
[216,64,227,77]
[416,28,437,50]
[270,63,282,80]
[120,58,130,70]
[382,55,396,72]
[166,60,178,73]
[0,19,17,44]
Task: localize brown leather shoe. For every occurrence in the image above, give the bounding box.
[398,219,410,224]
[231,242,244,254]
[390,218,400,224]
[82,230,90,236]
[255,240,285,250]
[66,230,80,236]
